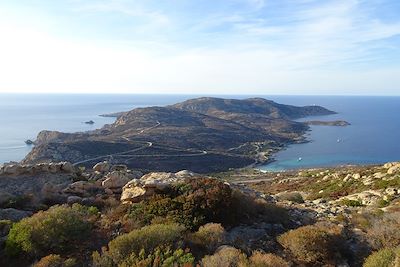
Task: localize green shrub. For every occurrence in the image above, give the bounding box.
[126,178,288,231]
[363,247,400,267]
[277,225,344,264]
[340,198,364,207]
[92,223,186,266]
[117,247,195,267]
[276,192,304,203]
[33,254,77,267]
[190,223,226,253]
[6,204,95,257]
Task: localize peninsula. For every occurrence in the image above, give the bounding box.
[23,97,337,173]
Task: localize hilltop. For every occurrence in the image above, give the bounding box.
[23,97,336,173]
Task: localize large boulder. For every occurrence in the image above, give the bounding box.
[387,163,400,175]
[102,171,131,190]
[93,161,111,173]
[120,183,148,203]
[61,162,75,173]
[63,181,101,197]
[120,171,198,203]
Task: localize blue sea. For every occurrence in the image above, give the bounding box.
[0,94,399,171]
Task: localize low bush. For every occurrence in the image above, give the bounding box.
[276,192,304,203]
[5,204,96,257]
[277,224,345,265]
[367,212,400,249]
[190,223,226,253]
[201,246,247,267]
[92,223,186,266]
[247,251,289,267]
[340,198,364,207]
[117,247,195,267]
[126,178,287,230]
[33,254,77,267]
[363,247,400,267]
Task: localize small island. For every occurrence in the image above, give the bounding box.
[24,139,35,145]
[305,120,350,126]
[84,120,95,125]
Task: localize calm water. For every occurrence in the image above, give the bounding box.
[0,94,399,170]
[260,96,400,171]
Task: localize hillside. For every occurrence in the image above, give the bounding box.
[0,160,399,266]
[22,97,336,173]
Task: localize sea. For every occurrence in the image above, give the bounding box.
[0,94,399,171]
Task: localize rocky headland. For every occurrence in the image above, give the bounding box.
[22,97,338,173]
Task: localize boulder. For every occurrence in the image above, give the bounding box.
[61,162,75,173]
[93,161,111,173]
[387,164,400,175]
[63,181,101,196]
[67,196,83,204]
[102,171,131,189]
[0,208,32,222]
[385,187,398,196]
[120,171,195,203]
[48,163,60,173]
[120,184,148,203]
[3,165,19,175]
[110,164,128,172]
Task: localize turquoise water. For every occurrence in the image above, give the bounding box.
[0,94,399,170]
[259,96,400,171]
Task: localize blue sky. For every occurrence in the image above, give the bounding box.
[0,0,399,95]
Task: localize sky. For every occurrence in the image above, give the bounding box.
[0,0,399,95]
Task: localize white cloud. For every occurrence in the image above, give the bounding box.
[0,0,399,95]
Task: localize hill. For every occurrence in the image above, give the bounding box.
[23,97,336,173]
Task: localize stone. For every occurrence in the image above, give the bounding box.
[3,165,19,175]
[61,162,75,173]
[67,196,82,204]
[312,198,326,204]
[373,172,386,179]
[175,170,196,177]
[387,164,400,175]
[384,162,397,168]
[102,171,131,189]
[48,163,60,173]
[385,187,398,196]
[0,208,32,222]
[110,165,128,172]
[63,181,101,196]
[120,185,147,203]
[93,161,111,173]
[352,173,361,180]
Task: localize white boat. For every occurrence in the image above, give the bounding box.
[337,139,341,142]
[298,157,302,161]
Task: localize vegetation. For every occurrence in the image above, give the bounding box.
[363,247,400,267]
[126,178,288,230]
[92,223,186,266]
[33,254,77,267]
[5,204,97,258]
[340,198,364,207]
[277,224,346,265]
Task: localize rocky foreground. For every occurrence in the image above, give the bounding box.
[0,161,399,266]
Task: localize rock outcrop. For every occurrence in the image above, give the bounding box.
[121,170,198,203]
